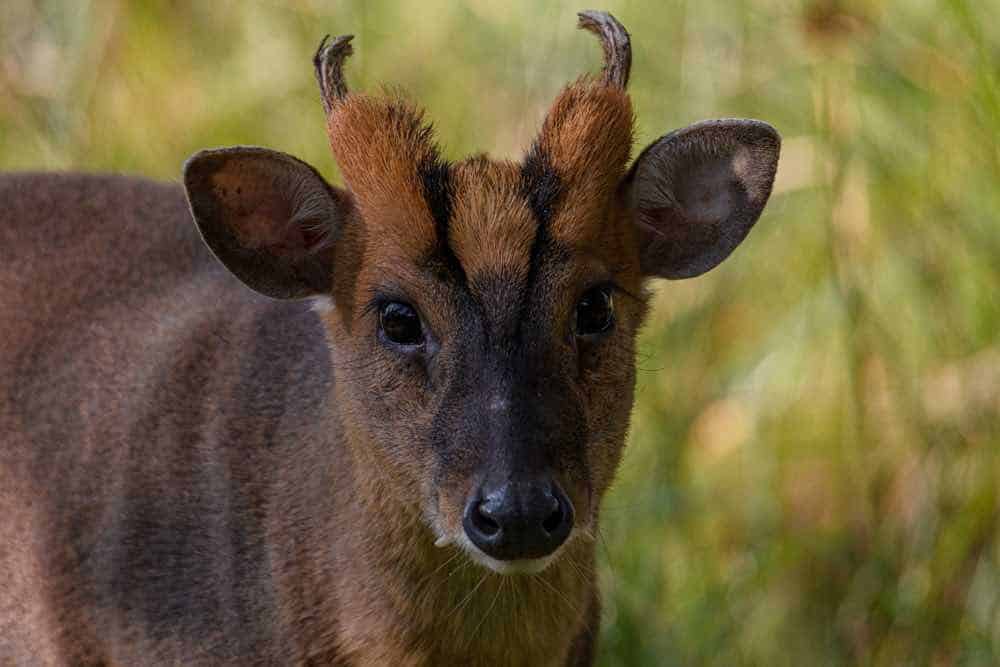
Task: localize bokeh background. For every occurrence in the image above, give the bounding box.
[2,1,998,664]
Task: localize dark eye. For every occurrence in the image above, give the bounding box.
[575,287,615,337]
[379,301,424,346]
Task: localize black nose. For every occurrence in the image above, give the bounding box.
[462,479,574,561]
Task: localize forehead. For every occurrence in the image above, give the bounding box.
[447,158,537,288]
[434,155,621,288]
[330,84,636,306]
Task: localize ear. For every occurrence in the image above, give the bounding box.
[623,119,780,279]
[183,146,351,299]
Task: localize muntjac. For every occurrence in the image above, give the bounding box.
[0,11,779,666]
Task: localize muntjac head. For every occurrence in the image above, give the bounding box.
[183,11,780,575]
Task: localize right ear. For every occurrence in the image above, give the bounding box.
[183,146,351,300]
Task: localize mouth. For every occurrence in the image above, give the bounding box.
[433,528,568,575]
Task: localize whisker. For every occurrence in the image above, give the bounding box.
[466,575,505,648]
[448,571,489,622]
[533,572,583,620]
[564,554,592,588]
[596,525,619,600]
[415,548,463,592]
[445,558,470,585]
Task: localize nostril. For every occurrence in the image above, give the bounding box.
[472,505,501,537]
[542,500,564,533]
[545,483,574,546]
[542,504,563,534]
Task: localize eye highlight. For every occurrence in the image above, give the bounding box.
[378,301,424,347]
[575,287,615,337]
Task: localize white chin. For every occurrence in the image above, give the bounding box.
[454,533,558,575]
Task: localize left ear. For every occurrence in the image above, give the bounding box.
[623,119,780,279]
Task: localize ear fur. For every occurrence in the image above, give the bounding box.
[625,119,780,279]
[183,147,350,299]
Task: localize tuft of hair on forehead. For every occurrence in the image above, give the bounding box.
[526,78,634,245]
[325,93,446,258]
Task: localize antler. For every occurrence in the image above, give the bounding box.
[314,34,355,115]
[577,10,631,88]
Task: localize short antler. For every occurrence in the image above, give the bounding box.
[314,34,355,115]
[577,10,631,88]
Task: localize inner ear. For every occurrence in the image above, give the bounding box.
[625,119,780,279]
[184,147,350,300]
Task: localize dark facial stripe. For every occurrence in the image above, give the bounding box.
[419,155,467,284]
[420,155,452,229]
[520,142,562,226]
[516,144,564,336]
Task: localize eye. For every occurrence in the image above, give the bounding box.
[575,287,615,337]
[378,301,424,346]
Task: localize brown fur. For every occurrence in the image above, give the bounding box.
[449,159,537,282]
[327,95,440,258]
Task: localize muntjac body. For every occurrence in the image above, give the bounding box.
[0,11,779,666]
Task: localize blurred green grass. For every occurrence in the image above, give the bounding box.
[2,1,997,664]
